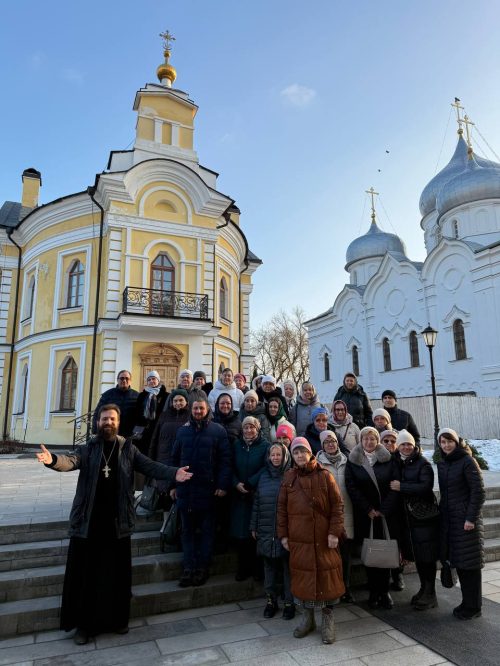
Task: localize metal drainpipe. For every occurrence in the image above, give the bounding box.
[86,186,105,417]
[2,231,22,440]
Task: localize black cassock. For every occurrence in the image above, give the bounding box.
[61,440,131,634]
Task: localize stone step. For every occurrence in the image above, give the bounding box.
[0,573,263,637]
[483,499,500,518]
[486,486,500,500]
[484,516,500,537]
[485,536,500,562]
[0,530,165,572]
[0,512,163,546]
[0,551,236,602]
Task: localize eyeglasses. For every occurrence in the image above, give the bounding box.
[382,438,396,444]
[118,376,130,381]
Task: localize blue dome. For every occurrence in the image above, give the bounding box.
[345,220,407,269]
[437,156,500,216]
[419,135,499,217]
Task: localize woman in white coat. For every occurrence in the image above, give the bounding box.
[316,429,355,603]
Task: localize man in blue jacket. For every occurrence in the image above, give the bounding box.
[170,398,231,587]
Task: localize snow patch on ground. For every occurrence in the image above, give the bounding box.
[422,440,500,470]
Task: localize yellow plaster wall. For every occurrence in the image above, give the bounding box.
[22,214,97,251]
[214,342,237,370]
[142,189,187,223]
[162,123,172,144]
[179,127,193,150]
[137,116,154,141]
[137,96,195,126]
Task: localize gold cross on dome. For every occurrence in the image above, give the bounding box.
[365,187,379,222]
[451,98,464,132]
[159,30,176,51]
[462,114,475,149]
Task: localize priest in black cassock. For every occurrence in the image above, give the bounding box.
[36,403,192,645]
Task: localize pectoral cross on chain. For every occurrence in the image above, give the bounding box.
[102,463,111,478]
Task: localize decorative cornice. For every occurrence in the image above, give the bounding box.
[107,212,219,242]
[14,326,93,352]
[16,195,94,245]
[21,226,97,267]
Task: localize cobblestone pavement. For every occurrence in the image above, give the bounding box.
[1,455,498,665]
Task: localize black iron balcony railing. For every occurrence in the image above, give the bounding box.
[122,287,209,320]
[67,411,94,448]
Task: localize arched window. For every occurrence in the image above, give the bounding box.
[25,274,36,319]
[219,277,228,320]
[453,319,467,360]
[383,338,391,372]
[67,260,84,308]
[323,353,330,381]
[409,331,420,367]
[59,357,78,411]
[18,364,29,414]
[435,227,442,244]
[453,219,459,239]
[352,345,360,376]
[151,253,175,292]
[352,270,357,286]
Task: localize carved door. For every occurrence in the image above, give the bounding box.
[139,343,183,391]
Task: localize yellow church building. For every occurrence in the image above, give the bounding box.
[0,35,261,445]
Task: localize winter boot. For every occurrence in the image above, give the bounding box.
[293,607,316,638]
[321,607,336,644]
[411,585,425,605]
[282,602,296,620]
[414,581,438,610]
[391,568,405,591]
[263,595,279,618]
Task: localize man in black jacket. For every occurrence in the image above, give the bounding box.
[381,390,420,445]
[92,370,139,437]
[334,373,373,429]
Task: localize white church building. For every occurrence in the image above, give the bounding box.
[307,117,500,405]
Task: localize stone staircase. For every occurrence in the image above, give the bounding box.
[0,511,262,638]
[2,486,500,638]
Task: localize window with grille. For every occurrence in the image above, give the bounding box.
[352,345,360,376]
[453,319,467,360]
[67,260,84,308]
[409,331,420,367]
[59,357,78,411]
[383,338,391,372]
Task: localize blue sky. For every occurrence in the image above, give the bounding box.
[2,1,500,327]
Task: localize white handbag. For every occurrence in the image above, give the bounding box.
[361,515,400,569]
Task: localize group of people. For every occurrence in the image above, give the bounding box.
[36,369,486,647]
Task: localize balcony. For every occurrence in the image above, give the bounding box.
[122,287,210,320]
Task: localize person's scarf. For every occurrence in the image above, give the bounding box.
[266,400,286,425]
[322,449,342,465]
[364,451,377,466]
[144,385,161,421]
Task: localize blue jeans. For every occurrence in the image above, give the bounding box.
[179,508,215,570]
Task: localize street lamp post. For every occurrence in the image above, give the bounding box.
[421,324,440,452]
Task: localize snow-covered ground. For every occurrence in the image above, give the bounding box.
[422,439,500,471]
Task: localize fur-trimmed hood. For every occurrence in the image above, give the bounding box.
[348,443,391,466]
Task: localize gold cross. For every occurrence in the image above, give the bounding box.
[365,187,379,222]
[451,98,464,132]
[159,30,176,51]
[462,114,475,149]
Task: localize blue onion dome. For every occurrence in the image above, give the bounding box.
[436,155,500,217]
[345,220,408,270]
[419,134,500,216]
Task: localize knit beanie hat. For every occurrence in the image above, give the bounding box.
[234,372,246,383]
[261,374,276,386]
[242,416,261,430]
[193,370,206,381]
[311,406,329,421]
[438,427,460,444]
[382,389,397,400]
[360,426,381,442]
[380,429,398,440]
[170,388,189,401]
[179,369,193,378]
[396,429,415,447]
[320,430,338,445]
[243,389,259,402]
[290,437,313,455]
[147,370,161,381]
[373,408,391,422]
[276,422,295,442]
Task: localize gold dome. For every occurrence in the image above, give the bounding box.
[157,49,176,86]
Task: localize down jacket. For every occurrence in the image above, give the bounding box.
[148,405,190,493]
[250,445,291,558]
[238,403,271,442]
[169,416,231,511]
[47,436,177,538]
[385,406,420,444]
[333,383,372,429]
[208,380,244,412]
[277,459,345,602]
[92,386,139,437]
[230,434,270,539]
[437,445,485,570]
[345,444,401,544]
[393,448,439,563]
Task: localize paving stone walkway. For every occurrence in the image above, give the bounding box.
[1,455,498,665]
